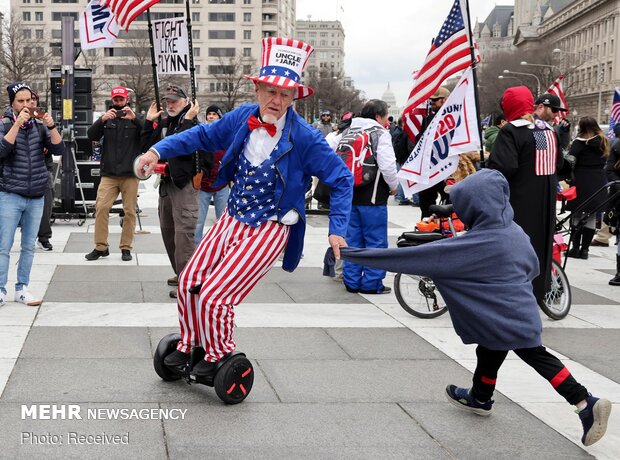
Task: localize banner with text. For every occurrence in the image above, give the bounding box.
[153,17,190,75]
[398,68,481,196]
[79,0,120,50]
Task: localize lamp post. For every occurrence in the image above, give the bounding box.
[520,61,562,78]
[498,75,523,84]
[503,69,541,96]
[553,48,603,122]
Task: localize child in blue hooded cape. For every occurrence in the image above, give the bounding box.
[341,169,611,447]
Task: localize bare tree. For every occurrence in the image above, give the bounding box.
[0,13,56,106]
[209,54,257,111]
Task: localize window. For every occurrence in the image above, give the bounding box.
[209,0,234,3]
[208,47,235,57]
[192,12,200,21]
[192,0,199,3]
[52,0,78,2]
[320,32,327,37]
[244,0,251,4]
[243,65,252,74]
[298,32,305,38]
[244,12,251,22]
[209,82,233,92]
[243,48,251,57]
[193,47,200,57]
[23,0,31,3]
[23,30,32,39]
[208,65,235,74]
[243,30,251,40]
[209,12,234,21]
[35,30,44,39]
[195,65,200,74]
[35,11,44,20]
[192,29,200,39]
[23,12,31,21]
[208,30,235,39]
[52,12,79,21]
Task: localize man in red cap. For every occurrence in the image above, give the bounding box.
[136,37,353,380]
[86,86,143,262]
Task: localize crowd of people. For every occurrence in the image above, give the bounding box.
[0,35,616,447]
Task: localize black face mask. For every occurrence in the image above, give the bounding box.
[110,103,128,111]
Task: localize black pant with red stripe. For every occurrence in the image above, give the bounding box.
[471,345,589,405]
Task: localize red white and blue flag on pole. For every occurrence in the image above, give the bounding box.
[100,0,161,30]
[608,87,620,141]
[545,75,569,124]
[401,0,479,143]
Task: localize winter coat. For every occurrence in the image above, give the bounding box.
[149,103,353,272]
[486,118,570,304]
[566,136,608,213]
[341,169,543,350]
[87,112,144,177]
[605,139,620,212]
[0,109,64,197]
[484,125,500,153]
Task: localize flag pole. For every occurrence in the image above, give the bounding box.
[146,9,161,110]
[463,0,485,168]
[185,0,196,102]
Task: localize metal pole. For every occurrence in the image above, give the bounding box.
[60,16,75,212]
[185,0,196,102]
[147,10,161,110]
[464,0,485,168]
[597,71,603,122]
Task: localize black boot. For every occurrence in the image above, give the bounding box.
[567,228,582,258]
[579,228,595,260]
[610,255,620,286]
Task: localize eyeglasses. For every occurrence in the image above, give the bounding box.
[429,97,444,102]
[550,107,559,113]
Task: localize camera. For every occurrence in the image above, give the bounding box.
[115,109,127,117]
[28,107,46,119]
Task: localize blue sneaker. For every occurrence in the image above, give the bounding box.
[578,394,611,446]
[445,385,493,416]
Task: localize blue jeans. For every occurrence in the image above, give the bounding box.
[195,188,230,245]
[0,192,44,294]
[343,205,388,292]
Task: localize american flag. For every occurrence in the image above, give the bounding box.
[546,75,569,124]
[401,0,478,143]
[533,125,557,176]
[100,0,161,31]
[608,87,620,141]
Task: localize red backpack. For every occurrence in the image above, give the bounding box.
[336,125,383,187]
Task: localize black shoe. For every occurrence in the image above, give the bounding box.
[169,289,178,299]
[344,285,359,293]
[37,239,53,251]
[360,286,392,295]
[566,248,581,259]
[85,248,109,261]
[167,275,178,286]
[192,359,218,378]
[609,274,620,286]
[579,249,589,260]
[590,240,609,247]
[121,250,132,261]
[163,350,190,369]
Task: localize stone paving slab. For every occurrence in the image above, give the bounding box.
[44,281,145,303]
[64,233,166,254]
[149,328,351,361]
[257,359,473,403]
[1,358,278,404]
[0,403,168,460]
[571,285,620,305]
[399,402,593,459]
[542,328,620,384]
[162,403,451,460]
[51,266,175,282]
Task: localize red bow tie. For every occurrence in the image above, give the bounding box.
[248,115,277,137]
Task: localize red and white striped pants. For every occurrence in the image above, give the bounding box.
[176,212,290,362]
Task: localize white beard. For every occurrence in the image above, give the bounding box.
[262,114,278,124]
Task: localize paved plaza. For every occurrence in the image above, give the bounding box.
[0,179,618,459]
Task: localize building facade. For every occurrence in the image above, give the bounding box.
[12,0,296,111]
[474,5,515,61]
[294,19,344,80]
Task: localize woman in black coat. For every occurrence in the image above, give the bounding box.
[566,117,611,259]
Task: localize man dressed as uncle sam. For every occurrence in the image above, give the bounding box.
[136,38,353,379]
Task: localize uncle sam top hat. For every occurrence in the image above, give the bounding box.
[245,37,314,100]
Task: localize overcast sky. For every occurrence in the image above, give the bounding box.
[1,0,512,106]
[297,0,514,106]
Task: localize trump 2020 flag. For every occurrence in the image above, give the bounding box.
[398,68,481,196]
[80,0,120,50]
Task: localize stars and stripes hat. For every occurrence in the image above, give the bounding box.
[244,37,314,100]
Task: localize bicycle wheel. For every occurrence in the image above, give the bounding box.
[539,259,571,320]
[394,273,448,319]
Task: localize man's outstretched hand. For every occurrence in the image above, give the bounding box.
[135,151,159,177]
[329,234,347,260]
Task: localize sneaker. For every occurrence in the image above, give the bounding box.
[85,248,109,261]
[445,385,493,416]
[578,395,612,446]
[37,239,53,251]
[169,289,178,299]
[121,249,132,261]
[192,359,218,378]
[610,273,620,286]
[167,275,178,286]
[360,286,392,295]
[14,288,42,307]
[0,291,5,307]
[163,350,190,370]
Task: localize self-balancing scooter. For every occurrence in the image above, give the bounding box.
[153,333,254,404]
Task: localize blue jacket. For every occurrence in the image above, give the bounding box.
[341,169,543,350]
[0,109,64,198]
[150,104,354,272]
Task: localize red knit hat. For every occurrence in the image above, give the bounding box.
[501,86,534,122]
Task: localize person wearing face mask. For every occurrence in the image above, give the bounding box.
[136,37,352,380]
[86,86,143,262]
[0,82,63,307]
[141,84,204,298]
